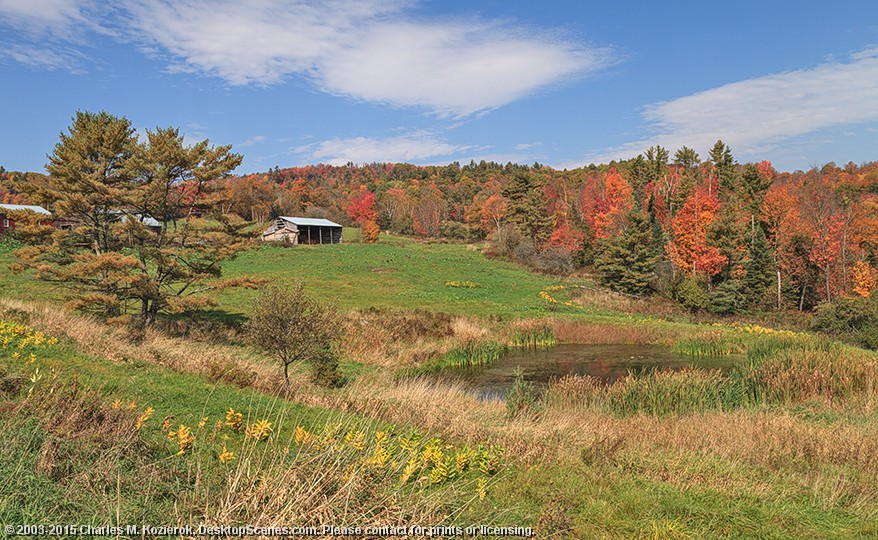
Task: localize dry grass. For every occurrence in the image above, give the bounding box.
[550,318,678,345]
[570,286,680,318]
[0,297,303,394]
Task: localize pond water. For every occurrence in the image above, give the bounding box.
[438,343,743,400]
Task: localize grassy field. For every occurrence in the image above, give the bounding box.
[2,231,878,538]
[217,231,572,318]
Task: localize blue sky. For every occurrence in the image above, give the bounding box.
[1,1,877,174]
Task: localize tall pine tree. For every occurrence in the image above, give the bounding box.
[595,210,660,296]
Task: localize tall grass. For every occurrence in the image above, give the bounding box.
[399,341,507,377]
[547,369,744,416]
[673,333,743,356]
[546,333,878,416]
[508,324,557,349]
[0,344,505,530]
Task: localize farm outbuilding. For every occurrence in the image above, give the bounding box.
[261,217,343,245]
[0,203,52,233]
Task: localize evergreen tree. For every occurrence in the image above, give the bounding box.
[742,225,775,309]
[16,112,256,327]
[673,146,700,170]
[595,210,660,296]
[644,145,669,185]
[502,171,552,251]
[740,163,772,216]
[707,202,747,282]
[709,140,737,195]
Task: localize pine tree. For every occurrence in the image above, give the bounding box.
[709,140,737,196]
[16,112,257,327]
[742,224,775,309]
[502,171,552,251]
[595,210,660,296]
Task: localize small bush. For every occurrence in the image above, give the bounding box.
[812,295,878,350]
[675,277,709,312]
[505,368,542,419]
[530,247,573,275]
[361,220,380,243]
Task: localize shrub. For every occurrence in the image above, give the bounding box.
[530,247,573,275]
[812,295,878,350]
[505,368,542,419]
[439,220,468,240]
[675,277,709,312]
[361,220,380,243]
[245,283,345,386]
[484,224,522,258]
[511,239,534,264]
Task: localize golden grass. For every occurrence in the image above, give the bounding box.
[0,297,304,393]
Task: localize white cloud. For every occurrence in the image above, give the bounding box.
[120,0,609,116]
[0,1,610,115]
[0,0,87,31]
[293,132,474,165]
[0,44,85,71]
[240,135,266,147]
[580,50,878,165]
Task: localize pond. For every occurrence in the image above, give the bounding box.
[438,343,743,400]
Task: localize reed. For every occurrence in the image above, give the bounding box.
[673,333,743,357]
[397,340,507,378]
[602,368,743,416]
[508,324,557,349]
[737,347,878,407]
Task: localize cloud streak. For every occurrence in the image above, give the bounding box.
[581,50,878,165]
[293,132,475,165]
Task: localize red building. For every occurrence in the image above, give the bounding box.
[0,204,52,232]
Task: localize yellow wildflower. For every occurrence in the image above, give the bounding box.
[225,408,243,431]
[294,426,313,445]
[245,419,272,441]
[135,407,155,430]
[219,446,234,464]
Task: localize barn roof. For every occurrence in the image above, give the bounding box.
[0,203,52,215]
[279,217,342,228]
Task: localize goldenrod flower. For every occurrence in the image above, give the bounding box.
[135,407,154,430]
[225,408,243,431]
[219,446,234,464]
[245,419,272,441]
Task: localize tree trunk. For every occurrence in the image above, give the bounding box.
[776,269,782,310]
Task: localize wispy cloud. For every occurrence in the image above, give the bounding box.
[293,131,475,165]
[580,50,878,165]
[0,0,110,72]
[0,44,87,71]
[240,135,266,147]
[1,0,612,116]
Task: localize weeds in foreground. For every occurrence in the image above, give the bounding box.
[0,318,508,529]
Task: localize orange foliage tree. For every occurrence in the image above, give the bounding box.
[668,188,727,279]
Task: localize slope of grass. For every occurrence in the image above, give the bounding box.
[215,232,568,318]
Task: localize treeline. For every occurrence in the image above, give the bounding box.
[217,143,878,315]
[4,138,878,323]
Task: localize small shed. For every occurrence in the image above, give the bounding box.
[261,217,343,245]
[0,203,52,233]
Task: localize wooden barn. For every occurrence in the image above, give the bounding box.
[0,203,52,233]
[261,217,343,245]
